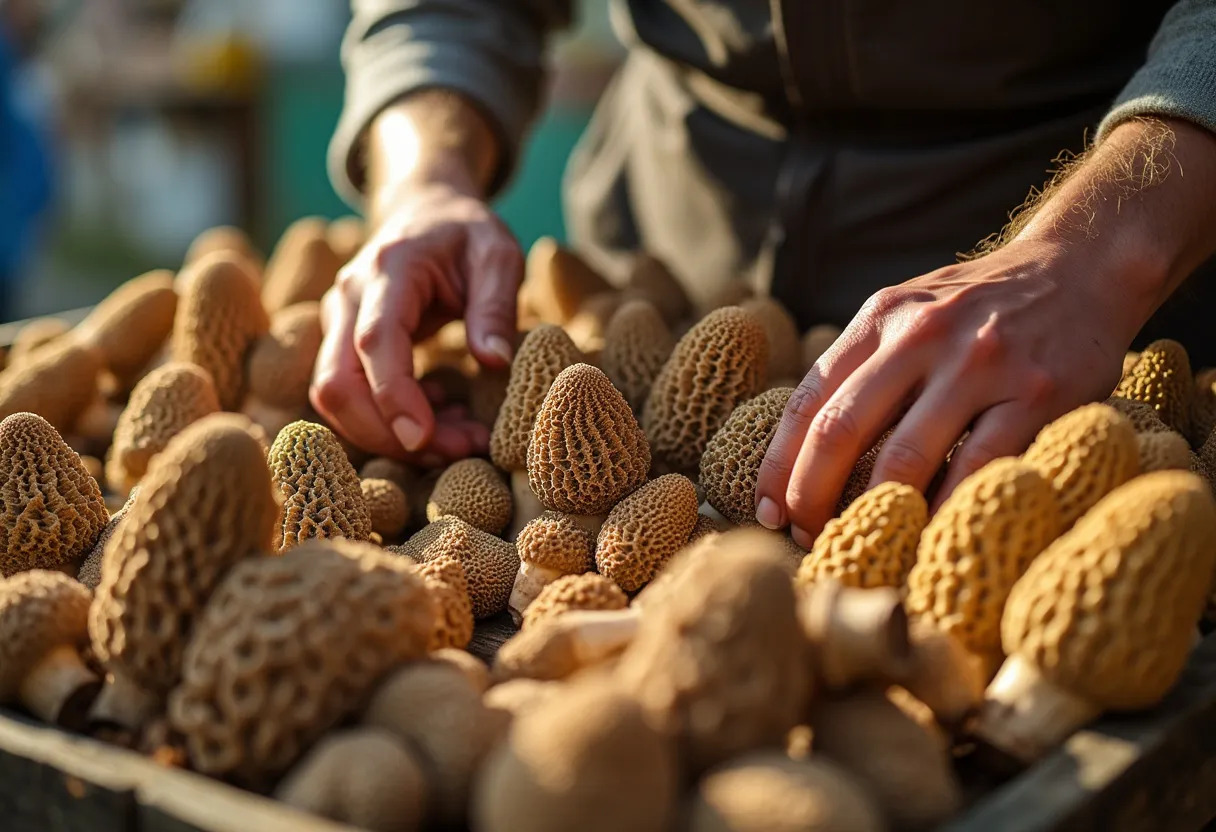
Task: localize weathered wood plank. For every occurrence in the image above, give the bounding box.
[945,633,1216,832]
[469,613,517,665]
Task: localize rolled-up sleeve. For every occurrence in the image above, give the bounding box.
[1096,0,1216,142]
[329,0,573,206]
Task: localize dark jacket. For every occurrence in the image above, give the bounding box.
[330,1,1216,354]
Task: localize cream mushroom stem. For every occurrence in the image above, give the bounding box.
[559,609,641,664]
[508,561,564,627]
[88,669,161,732]
[892,623,987,727]
[19,644,101,729]
[973,654,1101,766]
[508,471,546,541]
[798,581,913,690]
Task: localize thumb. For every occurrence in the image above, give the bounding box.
[464,231,523,369]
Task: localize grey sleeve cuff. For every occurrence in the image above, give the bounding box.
[1096,0,1216,143]
[329,1,571,208]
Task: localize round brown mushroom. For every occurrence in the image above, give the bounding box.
[167,539,434,787]
[245,301,322,411]
[76,269,178,387]
[700,387,794,525]
[361,477,410,540]
[522,573,628,630]
[261,216,345,313]
[0,338,104,433]
[405,517,519,619]
[508,511,594,624]
[269,420,372,551]
[426,458,512,535]
[596,473,699,593]
[600,299,675,412]
[0,570,100,728]
[742,297,801,382]
[431,647,490,694]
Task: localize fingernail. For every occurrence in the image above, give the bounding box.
[486,335,513,364]
[755,496,784,530]
[392,416,426,453]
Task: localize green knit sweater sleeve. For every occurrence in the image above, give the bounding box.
[1097,0,1216,141]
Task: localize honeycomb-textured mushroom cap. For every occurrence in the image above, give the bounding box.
[261,217,344,313]
[614,532,811,773]
[419,553,474,650]
[407,517,519,619]
[490,325,583,472]
[426,458,512,534]
[1137,429,1192,473]
[7,317,69,367]
[1189,367,1216,447]
[170,253,269,411]
[906,458,1060,658]
[600,300,675,412]
[363,661,503,825]
[596,474,699,593]
[1105,395,1172,434]
[1021,403,1138,529]
[168,539,434,787]
[0,413,107,576]
[643,307,769,475]
[1114,339,1193,434]
[473,682,677,832]
[269,420,371,552]
[700,387,793,525]
[810,689,962,831]
[0,570,98,726]
[686,752,885,832]
[78,487,139,590]
[509,511,594,621]
[0,339,104,432]
[90,415,277,695]
[742,297,801,381]
[77,270,178,382]
[520,237,614,326]
[104,363,221,494]
[523,573,628,630]
[390,517,461,561]
[1002,471,1216,710]
[527,364,650,515]
[246,301,322,410]
[802,323,843,372]
[273,727,428,832]
[326,216,366,264]
[362,477,410,540]
[626,254,691,326]
[798,481,927,590]
[687,513,724,544]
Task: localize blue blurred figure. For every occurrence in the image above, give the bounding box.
[0,0,54,322]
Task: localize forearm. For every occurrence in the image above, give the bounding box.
[366,91,502,224]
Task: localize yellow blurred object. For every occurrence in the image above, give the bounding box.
[176,33,260,96]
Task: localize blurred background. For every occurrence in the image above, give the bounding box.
[0,0,622,322]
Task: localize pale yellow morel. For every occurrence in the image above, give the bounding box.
[905,458,1060,682]
[269,420,372,552]
[977,471,1216,764]
[404,517,519,619]
[473,682,677,832]
[104,362,221,494]
[811,689,962,831]
[742,297,802,381]
[614,530,811,774]
[802,323,843,372]
[245,301,322,411]
[685,752,886,832]
[522,573,628,630]
[0,338,104,433]
[76,269,178,386]
[167,539,434,788]
[700,387,793,525]
[0,570,99,729]
[418,553,474,650]
[599,299,675,412]
[798,481,928,590]
[596,473,699,593]
[170,253,269,411]
[489,324,582,536]
[520,237,614,326]
[0,413,107,577]
[527,363,650,519]
[643,306,769,476]
[88,414,276,730]
[6,317,69,367]
[1021,403,1138,529]
[363,660,505,825]
[261,216,345,313]
[427,458,512,535]
[362,476,410,540]
[508,511,594,625]
[1113,338,1193,435]
[273,727,428,832]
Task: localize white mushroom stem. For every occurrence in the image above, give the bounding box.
[19,644,101,728]
[799,582,913,690]
[508,562,566,626]
[87,669,161,732]
[509,471,546,541]
[974,654,1100,765]
[565,513,607,539]
[560,609,641,666]
[894,624,987,727]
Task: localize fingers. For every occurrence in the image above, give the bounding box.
[931,400,1044,510]
[463,230,522,368]
[754,325,879,530]
[310,288,402,457]
[782,346,925,546]
[351,267,436,453]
